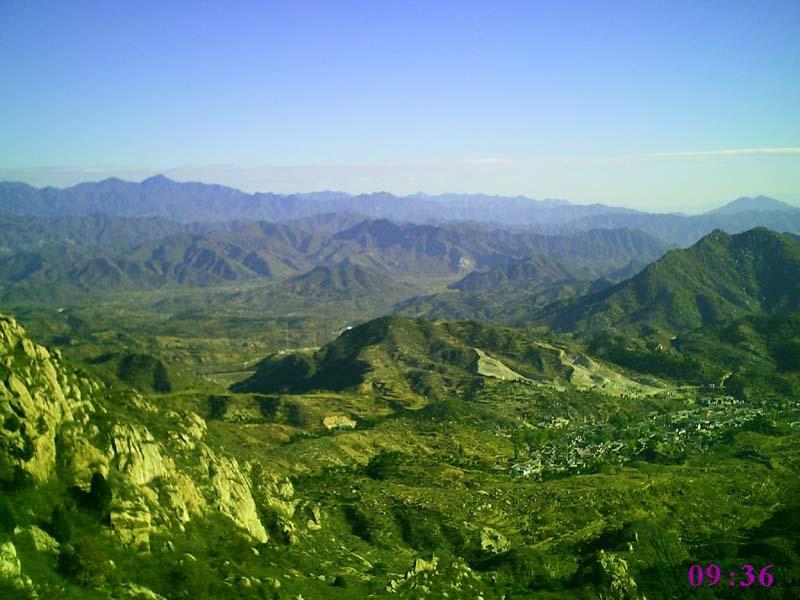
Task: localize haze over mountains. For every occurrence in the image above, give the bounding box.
[0,175,632,224]
[0,216,670,304]
[2,176,799,326]
[2,176,799,245]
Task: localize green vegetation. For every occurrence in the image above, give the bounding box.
[2,225,799,598]
[543,228,800,340]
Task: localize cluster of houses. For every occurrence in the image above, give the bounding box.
[510,396,777,480]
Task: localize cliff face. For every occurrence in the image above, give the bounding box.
[0,313,300,594]
[0,314,97,483]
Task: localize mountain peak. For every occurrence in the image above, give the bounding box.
[544,227,800,337]
[710,196,797,215]
[141,174,174,186]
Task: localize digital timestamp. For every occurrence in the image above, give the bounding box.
[688,564,775,588]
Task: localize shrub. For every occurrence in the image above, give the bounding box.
[3,412,21,432]
[49,504,73,543]
[88,472,113,514]
[364,451,404,480]
[207,395,229,420]
[161,560,228,599]
[286,401,313,428]
[58,538,112,588]
[152,361,172,393]
[0,497,15,534]
[343,505,373,543]
[257,396,280,420]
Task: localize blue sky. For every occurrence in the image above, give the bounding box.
[1,0,798,211]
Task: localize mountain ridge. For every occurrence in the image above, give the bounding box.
[710,195,799,215]
[0,217,670,303]
[3,176,798,244]
[0,176,635,225]
[541,227,800,338]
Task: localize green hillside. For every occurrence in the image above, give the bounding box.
[85,351,173,393]
[674,311,800,400]
[543,228,800,339]
[394,283,589,325]
[394,257,646,326]
[233,315,661,404]
[449,254,588,292]
[280,261,418,299]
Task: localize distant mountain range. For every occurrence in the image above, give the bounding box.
[565,207,800,246]
[710,195,799,215]
[0,175,634,225]
[0,214,669,303]
[2,177,798,245]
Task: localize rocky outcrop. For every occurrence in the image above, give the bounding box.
[479,526,510,555]
[597,550,642,600]
[251,464,300,542]
[0,540,34,594]
[0,540,21,580]
[385,555,482,595]
[0,312,318,595]
[204,451,268,543]
[119,582,168,599]
[110,498,152,549]
[0,315,96,483]
[108,424,168,486]
[14,526,59,556]
[322,415,357,430]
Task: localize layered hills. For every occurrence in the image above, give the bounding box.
[166,262,423,319]
[394,256,647,325]
[0,215,670,304]
[0,176,634,225]
[3,175,800,597]
[3,177,799,244]
[567,201,800,245]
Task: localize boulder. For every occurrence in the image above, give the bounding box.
[0,541,21,579]
[15,525,60,556]
[111,498,152,549]
[480,527,510,554]
[119,583,168,599]
[322,415,357,430]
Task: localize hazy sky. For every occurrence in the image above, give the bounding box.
[1,0,798,212]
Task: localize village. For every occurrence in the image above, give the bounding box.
[508,393,792,480]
